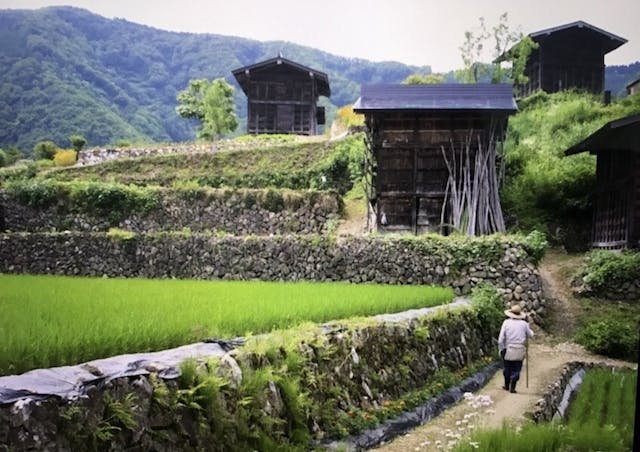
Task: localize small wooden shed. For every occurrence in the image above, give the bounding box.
[515,21,626,97]
[627,77,640,96]
[354,84,517,235]
[565,114,640,249]
[232,56,330,135]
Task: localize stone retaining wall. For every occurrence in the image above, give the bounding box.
[0,188,341,235]
[0,306,497,451]
[0,233,546,318]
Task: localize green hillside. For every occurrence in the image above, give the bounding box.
[0,6,428,153]
[502,90,640,248]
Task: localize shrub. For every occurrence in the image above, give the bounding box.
[36,159,55,168]
[53,149,78,167]
[0,149,6,168]
[579,250,640,292]
[33,140,59,160]
[0,161,37,183]
[471,284,504,337]
[520,230,548,265]
[4,180,60,207]
[575,320,637,360]
[69,135,87,152]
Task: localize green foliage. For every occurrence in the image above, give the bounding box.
[457,13,529,84]
[403,73,445,84]
[1,147,24,166]
[4,180,160,223]
[0,7,430,152]
[0,161,37,184]
[0,150,6,168]
[578,250,640,292]
[33,140,59,160]
[456,368,636,451]
[69,134,87,152]
[470,284,504,336]
[106,227,136,242]
[176,78,238,140]
[502,91,640,247]
[5,179,61,206]
[0,274,452,375]
[519,230,548,265]
[575,320,637,361]
[45,134,366,195]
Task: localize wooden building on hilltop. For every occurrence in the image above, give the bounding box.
[232,56,330,135]
[565,114,640,250]
[354,84,517,235]
[515,21,626,98]
[627,76,640,96]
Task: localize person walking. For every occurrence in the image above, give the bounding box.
[498,305,534,393]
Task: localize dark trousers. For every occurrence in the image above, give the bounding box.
[501,350,523,389]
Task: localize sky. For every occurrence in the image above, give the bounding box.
[1,0,639,72]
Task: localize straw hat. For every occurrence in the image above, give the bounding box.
[504,304,527,320]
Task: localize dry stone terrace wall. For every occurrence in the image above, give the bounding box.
[0,233,546,319]
[0,306,497,451]
[0,188,342,235]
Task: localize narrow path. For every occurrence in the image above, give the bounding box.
[371,249,633,451]
[371,340,631,451]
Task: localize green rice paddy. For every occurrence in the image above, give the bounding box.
[0,274,453,376]
[454,368,637,452]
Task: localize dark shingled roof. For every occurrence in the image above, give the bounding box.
[353,84,517,113]
[529,20,627,54]
[232,56,330,97]
[564,114,640,155]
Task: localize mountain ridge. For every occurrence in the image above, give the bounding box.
[1,6,638,154]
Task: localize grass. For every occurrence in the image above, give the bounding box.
[0,274,453,376]
[454,368,636,452]
[40,134,364,192]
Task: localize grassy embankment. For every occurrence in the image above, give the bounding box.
[0,274,452,376]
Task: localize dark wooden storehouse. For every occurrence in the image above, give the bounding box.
[515,21,626,98]
[232,56,330,135]
[354,84,517,235]
[627,77,640,96]
[565,114,640,249]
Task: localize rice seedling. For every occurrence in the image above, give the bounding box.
[454,368,636,452]
[0,274,453,375]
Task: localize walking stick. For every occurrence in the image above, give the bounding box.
[526,337,529,388]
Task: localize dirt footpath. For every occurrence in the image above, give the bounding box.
[371,338,632,451]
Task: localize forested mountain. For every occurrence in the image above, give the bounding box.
[1,6,639,154]
[0,6,429,153]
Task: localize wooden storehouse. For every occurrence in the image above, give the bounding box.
[565,114,640,249]
[627,76,640,96]
[515,21,626,98]
[354,84,517,235]
[232,56,330,135]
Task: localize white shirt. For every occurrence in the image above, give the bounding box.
[498,318,534,352]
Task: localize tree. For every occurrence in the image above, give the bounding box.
[33,140,58,160]
[456,13,537,84]
[69,134,87,152]
[176,78,238,140]
[403,73,445,84]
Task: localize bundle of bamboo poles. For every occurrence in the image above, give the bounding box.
[441,125,506,236]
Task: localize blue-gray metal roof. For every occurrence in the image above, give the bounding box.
[564,114,640,155]
[529,20,626,54]
[353,84,517,112]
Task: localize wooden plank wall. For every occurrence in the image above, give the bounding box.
[372,112,489,234]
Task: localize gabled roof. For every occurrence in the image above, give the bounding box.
[232,56,330,97]
[626,76,640,91]
[353,84,517,113]
[528,20,626,54]
[564,114,640,155]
